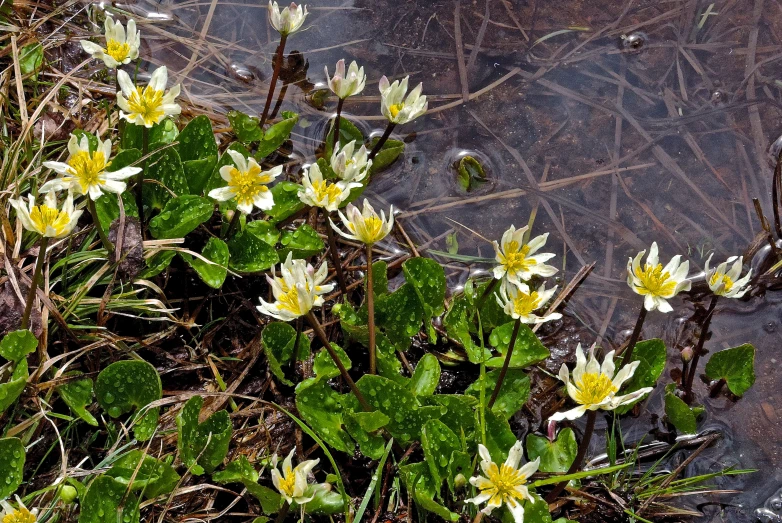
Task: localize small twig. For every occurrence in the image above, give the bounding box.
[683,295,718,402]
[332,98,345,153]
[487,317,521,408]
[324,210,349,296]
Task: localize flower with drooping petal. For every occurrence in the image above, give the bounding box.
[268,1,308,36]
[549,344,653,421]
[1,496,39,523]
[466,441,539,523]
[41,132,141,200]
[492,225,557,284]
[208,150,282,214]
[9,191,83,239]
[81,16,140,69]
[325,59,366,99]
[496,280,561,324]
[331,199,393,246]
[331,140,371,184]
[258,256,331,321]
[378,75,428,125]
[270,448,320,505]
[298,163,359,212]
[705,254,752,298]
[116,66,181,128]
[627,242,691,313]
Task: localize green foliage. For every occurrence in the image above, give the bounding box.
[176,396,233,475]
[0,359,29,414]
[246,220,281,246]
[94,149,142,228]
[664,385,698,434]
[149,195,214,239]
[466,368,530,419]
[0,329,37,362]
[486,321,550,369]
[178,115,218,162]
[228,110,264,143]
[143,147,188,210]
[213,457,284,515]
[301,483,345,515]
[255,112,298,159]
[526,429,577,473]
[138,250,176,279]
[181,237,229,289]
[368,138,405,175]
[398,462,459,521]
[324,117,364,159]
[95,360,162,441]
[57,373,98,426]
[79,475,140,523]
[296,377,355,454]
[266,181,306,224]
[704,343,756,396]
[19,42,43,75]
[409,353,441,396]
[614,338,666,414]
[183,156,217,197]
[368,260,388,298]
[262,322,310,385]
[523,494,554,523]
[0,437,25,498]
[227,229,279,272]
[402,257,446,317]
[484,409,517,463]
[455,155,487,192]
[121,118,178,150]
[421,419,461,488]
[375,283,424,348]
[278,224,324,260]
[105,450,180,499]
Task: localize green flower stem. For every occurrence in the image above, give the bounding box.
[683,294,719,402]
[260,33,288,128]
[487,317,521,409]
[21,236,50,330]
[619,304,648,367]
[223,210,241,240]
[545,409,597,503]
[367,122,396,161]
[87,197,114,254]
[367,243,376,375]
[305,311,372,411]
[324,210,348,297]
[332,97,345,153]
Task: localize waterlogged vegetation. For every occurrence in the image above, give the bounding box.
[0,1,779,523]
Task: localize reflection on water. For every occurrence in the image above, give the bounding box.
[121,0,782,519]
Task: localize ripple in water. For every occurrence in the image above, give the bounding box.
[619,31,648,53]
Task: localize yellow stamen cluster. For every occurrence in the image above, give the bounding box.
[106,39,131,62]
[633,263,676,296]
[276,473,297,497]
[30,205,72,236]
[229,166,270,207]
[67,151,109,192]
[511,290,541,317]
[481,463,527,507]
[572,373,618,405]
[311,179,344,205]
[349,216,383,238]
[388,103,404,119]
[277,287,302,315]
[501,242,533,274]
[3,508,37,523]
[709,272,734,293]
[126,87,165,126]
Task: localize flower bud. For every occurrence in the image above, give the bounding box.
[59,485,78,504]
[681,346,694,362]
[453,473,467,489]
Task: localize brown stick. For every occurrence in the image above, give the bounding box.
[487,317,521,408]
[683,294,718,401]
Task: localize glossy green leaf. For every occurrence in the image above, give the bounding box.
[266,182,306,224]
[184,156,217,196]
[421,419,460,488]
[613,338,666,414]
[456,155,487,192]
[256,113,298,159]
[245,220,281,246]
[138,250,176,279]
[704,343,756,396]
[0,359,28,413]
[0,329,37,362]
[664,386,698,434]
[312,343,352,380]
[19,42,43,75]
[178,115,218,161]
[409,353,441,396]
[523,494,554,523]
[106,450,180,499]
[78,475,140,523]
[95,360,162,441]
[375,283,424,348]
[181,237,229,289]
[227,229,279,273]
[466,368,530,419]
[368,260,388,297]
[398,462,458,521]
[176,396,233,475]
[402,257,446,317]
[526,428,577,473]
[72,129,99,152]
[143,146,188,210]
[324,117,364,160]
[484,409,517,463]
[429,394,477,441]
[213,456,259,484]
[0,437,25,499]
[486,321,550,369]
[300,483,345,515]
[262,322,309,386]
[57,373,98,426]
[149,195,214,239]
[278,224,324,260]
[343,410,386,460]
[295,378,354,453]
[368,138,405,175]
[245,483,283,515]
[121,118,179,150]
[228,110,264,143]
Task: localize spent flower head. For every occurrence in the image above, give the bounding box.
[627,242,691,312]
[298,163,359,211]
[465,441,540,523]
[270,448,320,505]
[1,496,38,523]
[331,199,393,246]
[117,66,181,128]
[378,75,428,125]
[496,280,561,324]
[331,140,371,184]
[493,225,557,284]
[81,16,140,68]
[549,344,653,421]
[208,150,282,214]
[41,132,141,200]
[268,1,308,35]
[326,59,366,99]
[257,255,332,321]
[10,190,82,239]
[705,254,751,298]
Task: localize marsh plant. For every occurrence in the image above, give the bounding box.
[0,3,760,523]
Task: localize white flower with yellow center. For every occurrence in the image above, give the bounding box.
[326,59,366,99]
[496,280,561,324]
[81,16,140,69]
[41,132,141,200]
[627,242,691,313]
[10,191,83,239]
[550,344,653,421]
[492,225,557,284]
[331,140,371,184]
[258,257,330,321]
[1,496,38,523]
[705,254,751,298]
[117,66,181,128]
[268,1,308,36]
[208,150,282,214]
[298,163,359,212]
[331,199,393,246]
[466,441,539,523]
[270,448,320,505]
[379,75,428,125]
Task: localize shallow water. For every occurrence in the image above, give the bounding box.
[114,0,782,519]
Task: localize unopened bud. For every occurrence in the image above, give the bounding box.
[454,473,467,489]
[681,346,694,362]
[59,485,78,504]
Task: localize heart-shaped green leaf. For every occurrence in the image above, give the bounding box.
[266,182,306,224]
[409,353,441,396]
[705,343,755,396]
[466,368,530,419]
[228,229,279,273]
[0,437,25,498]
[178,115,218,162]
[485,322,550,369]
[95,360,162,441]
[143,146,188,210]
[526,428,577,473]
[78,475,140,523]
[0,359,29,414]
[278,224,324,260]
[149,195,214,239]
[0,329,37,362]
[176,396,233,475]
[255,112,298,159]
[181,237,229,289]
[227,110,264,143]
[106,450,180,499]
[402,257,446,317]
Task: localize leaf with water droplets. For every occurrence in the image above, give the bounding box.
[402,258,446,318]
[57,373,98,426]
[95,150,141,229]
[227,110,264,143]
[409,353,440,396]
[95,360,162,441]
[143,147,188,210]
[176,396,233,475]
[278,224,324,260]
[465,368,530,420]
[266,181,306,224]
[137,250,176,279]
[523,493,554,523]
[398,462,458,521]
[486,321,550,370]
[484,409,517,463]
[213,456,259,484]
[300,483,345,515]
[421,419,460,489]
[184,156,218,196]
[526,428,577,473]
[0,437,25,498]
[0,329,37,362]
[246,220,281,246]
[121,118,178,150]
[614,338,666,415]
[149,195,214,239]
[0,359,28,414]
[178,115,218,162]
[78,475,140,523]
[227,229,279,273]
[295,377,355,454]
[705,343,756,397]
[180,236,229,289]
[255,113,298,160]
[375,283,424,349]
[105,450,180,499]
[262,322,310,386]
